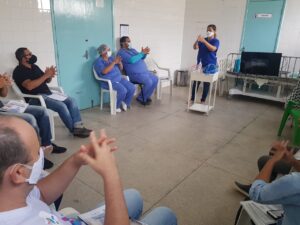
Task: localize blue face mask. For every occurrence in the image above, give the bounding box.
[22,148,44,184]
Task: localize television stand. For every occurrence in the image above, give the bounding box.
[225,72,298,103]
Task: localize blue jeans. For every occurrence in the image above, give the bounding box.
[129,72,158,102]
[101,78,136,108]
[191,81,210,102]
[124,189,177,225]
[0,105,52,146]
[29,96,82,132]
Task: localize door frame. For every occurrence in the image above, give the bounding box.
[239,0,286,53]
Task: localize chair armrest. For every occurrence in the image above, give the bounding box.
[122,75,130,81]
[18,93,47,107]
[94,76,114,92]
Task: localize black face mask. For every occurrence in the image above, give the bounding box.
[28,55,37,65]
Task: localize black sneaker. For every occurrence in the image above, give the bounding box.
[73,128,90,138]
[51,143,67,154]
[147,98,152,103]
[234,181,251,197]
[44,158,54,170]
[136,98,150,106]
[82,127,92,133]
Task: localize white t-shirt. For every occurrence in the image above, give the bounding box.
[0,186,147,225]
[0,186,74,225]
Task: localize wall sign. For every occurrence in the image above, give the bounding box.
[255,13,272,19]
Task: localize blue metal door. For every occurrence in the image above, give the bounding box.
[241,0,286,52]
[51,0,114,109]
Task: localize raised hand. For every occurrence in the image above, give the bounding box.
[141,46,150,54]
[197,35,205,43]
[270,140,289,162]
[114,56,122,65]
[77,130,118,177]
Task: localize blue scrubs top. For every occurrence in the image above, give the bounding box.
[197,38,220,67]
[117,48,147,75]
[94,56,122,83]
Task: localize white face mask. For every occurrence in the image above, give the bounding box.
[22,148,44,184]
[106,50,112,57]
[127,42,132,49]
[207,31,214,38]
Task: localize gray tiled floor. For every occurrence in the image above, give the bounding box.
[47,86,287,225]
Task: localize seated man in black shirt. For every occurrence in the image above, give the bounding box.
[13,48,91,138]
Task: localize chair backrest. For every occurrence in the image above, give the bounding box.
[92,67,100,80]
[144,57,170,78]
[144,57,158,71]
[9,83,25,100]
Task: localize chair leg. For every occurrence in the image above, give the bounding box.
[110,92,116,115]
[292,113,300,146]
[48,110,55,141]
[278,102,293,136]
[100,90,103,110]
[157,79,162,100]
[170,80,173,96]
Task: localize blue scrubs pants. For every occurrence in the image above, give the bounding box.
[101,78,136,109]
[129,72,158,102]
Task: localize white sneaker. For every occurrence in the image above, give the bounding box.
[116,108,122,113]
[121,102,127,111]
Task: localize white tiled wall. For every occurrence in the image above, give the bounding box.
[277,0,300,57]
[0,0,57,85]
[113,0,186,79]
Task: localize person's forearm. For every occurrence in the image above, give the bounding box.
[193,41,198,50]
[102,62,116,74]
[255,159,277,182]
[203,40,217,52]
[118,62,123,71]
[129,53,145,64]
[103,168,129,225]
[23,75,49,91]
[0,86,8,97]
[37,155,81,204]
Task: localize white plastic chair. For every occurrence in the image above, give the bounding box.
[93,68,117,115]
[145,57,172,100]
[11,83,64,141]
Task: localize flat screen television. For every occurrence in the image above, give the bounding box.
[240,52,282,76]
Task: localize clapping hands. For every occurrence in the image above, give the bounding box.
[0,73,12,88]
[44,66,57,79]
[141,46,150,55]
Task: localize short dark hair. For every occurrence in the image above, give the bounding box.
[15,47,27,62]
[120,36,129,47]
[0,117,29,184]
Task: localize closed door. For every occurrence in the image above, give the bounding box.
[51,0,114,109]
[240,0,286,52]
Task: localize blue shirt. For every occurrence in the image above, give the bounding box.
[249,172,300,225]
[93,56,122,83]
[197,38,220,67]
[117,48,148,75]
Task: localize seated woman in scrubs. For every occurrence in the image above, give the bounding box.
[117,36,158,105]
[94,44,135,112]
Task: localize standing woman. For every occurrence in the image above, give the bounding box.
[191,24,220,103]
